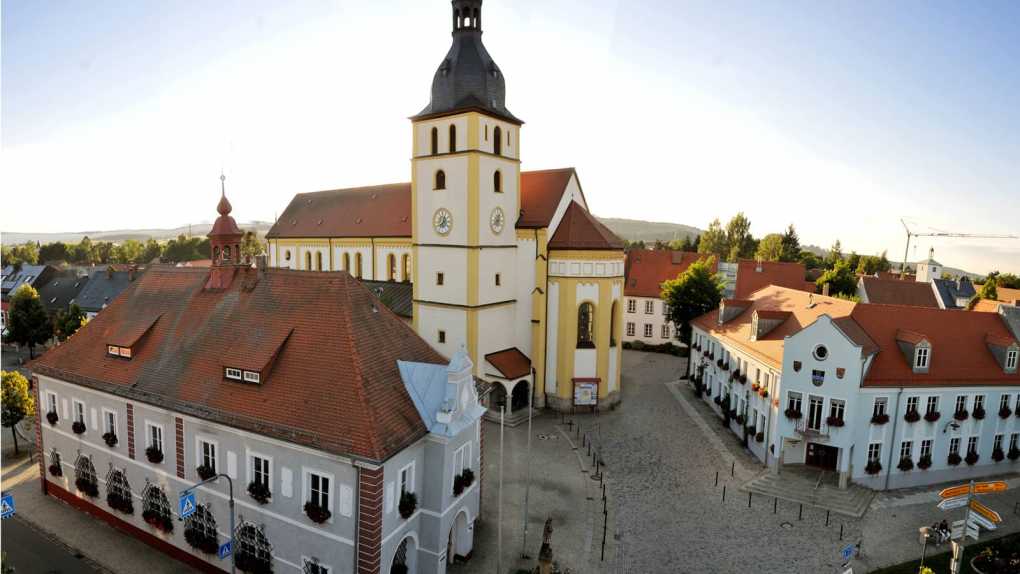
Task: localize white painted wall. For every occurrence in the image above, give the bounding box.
[622,296,675,345]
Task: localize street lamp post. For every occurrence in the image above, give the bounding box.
[522,371,535,559]
[185,473,236,574]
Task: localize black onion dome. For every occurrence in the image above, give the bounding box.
[414,0,522,124]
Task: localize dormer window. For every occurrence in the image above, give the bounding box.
[1007,348,1018,371]
[914,346,930,370]
[225,368,242,381]
[107,345,132,359]
[243,371,261,384]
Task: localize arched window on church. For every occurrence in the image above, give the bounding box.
[402,254,411,283]
[449,124,457,153]
[493,126,502,155]
[316,252,323,271]
[343,252,350,272]
[388,254,396,281]
[577,302,595,349]
[305,252,312,270]
[355,253,363,279]
[493,170,502,193]
[435,170,446,190]
[431,127,438,155]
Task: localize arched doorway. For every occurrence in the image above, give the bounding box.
[489,383,507,413]
[390,534,417,574]
[447,509,472,564]
[510,380,530,412]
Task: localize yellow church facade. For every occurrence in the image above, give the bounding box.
[266,1,622,415]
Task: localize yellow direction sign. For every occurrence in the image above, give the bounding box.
[939,485,970,499]
[969,499,1002,524]
[973,481,1008,495]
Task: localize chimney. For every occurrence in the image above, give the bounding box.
[822,283,830,297]
[128,265,136,281]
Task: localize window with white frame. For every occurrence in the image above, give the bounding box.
[644,300,654,314]
[303,558,330,574]
[103,410,116,435]
[626,322,635,337]
[627,299,636,313]
[225,368,242,381]
[914,346,930,369]
[899,440,912,460]
[399,462,415,495]
[905,396,919,415]
[974,394,985,412]
[251,454,270,488]
[308,471,331,510]
[200,439,217,472]
[955,395,968,414]
[662,303,669,316]
[46,391,58,415]
[920,439,932,460]
[925,396,939,415]
[967,436,979,455]
[243,371,260,384]
[661,324,670,339]
[949,437,961,455]
[1000,394,1011,412]
[644,324,653,338]
[993,434,1003,452]
[867,443,881,463]
[73,400,86,426]
[829,399,845,422]
[787,391,802,413]
[1007,349,1018,370]
[873,397,887,417]
[453,442,471,474]
[1011,433,1019,451]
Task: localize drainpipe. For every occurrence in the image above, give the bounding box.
[883,388,904,491]
[539,229,551,410]
[370,238,376,280]
[353,465,360,572]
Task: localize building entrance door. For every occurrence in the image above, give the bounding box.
[805,443,838,470]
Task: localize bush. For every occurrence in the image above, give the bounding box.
[870,412,890,425]
[947,452,962,466]
[622,341,632,350]
[965,451,980,465]
[304,501,331,524]
[917,455,932,470]
[196,464,216,481]
[399,491,418,519]
[904,410,920,423]
[72,421,86,434]
[897,457,914,472]
[865,460,882,475]
[145,446,164,464]
[75,477,99,498]
[631,341,645,351]
[46,411,59,426]
[247,481,272,504]
[102,432,118,447]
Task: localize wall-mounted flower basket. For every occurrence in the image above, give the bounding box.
[713,396,722,405]
[247,481,271,504]
[750,383,760,392]
[145,446,164,464]
[917,455,932,470]
[196,465,216,481]
[48,463,63,477]
[758,389,768,399]
[953,410,969,422]
[735,415,746,425]
[739,373,747,384]
[398,491,418,519]
[184,527,219,555]
[947,452,962,466]
[304,501,331,524]
[1008,447,1020,461]
[784,408,803,420]
[972,407,985,420]
[453,474,466,496]
[825,416,845,428]
[991,448,1005,462]
[746,425,756,435]
[870,413,890,425]
[999,406,1013,419]
[864,460,882,475]
[102,432,118,447]
[75,477,99,498]
[46,411,59,426]
[142,509,173,533]
[964,451,979,466]
[923,411,941,423]
[107,492,134,514]
[235,553,272,574]
[897,457,914,472]
[72,421,86,435]
[754,432,764,443]
[716,359,724,368]
[904,410,920,423]
[461,468,474,487]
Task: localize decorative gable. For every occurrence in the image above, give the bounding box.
[750,309,792,341]
[895,329,931,373]
[985,333,1019,374]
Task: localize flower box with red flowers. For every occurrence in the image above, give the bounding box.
[947,452,962,466]
[992,448,1005,462]
[917,455,932,470]
[102,432,118,447]
[897,457,914,472]
[964,451,980,465]
[953,410,969,422]
[972,406,985,420]
[196,464,216,481]
[754,432,764,443]
[72,421,86,435]
[864,460,882,475]
[870,413,890,425]
[923,411,941,423]
[398,491,418,519]
[145,446,164,464]
[999,406,1013,419]
[247,481,272,504]
[46,411,59,426]
[784,408,803,420]
[304,501,332,524]
[825,416,845,428]
[904,410,921,423]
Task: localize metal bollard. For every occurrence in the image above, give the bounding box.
[748,491,752,508]
[773,497,777,514]
[798,504,803,520]
[722,485,726,502]
[731,461,735,477]
[715,471,719,487]
[839,524,844,541]
[826,510,830,527]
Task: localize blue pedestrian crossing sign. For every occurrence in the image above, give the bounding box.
[178,491,197,519]
[1,494,14,519]
[218,540,232,560]
[840,543,855,562]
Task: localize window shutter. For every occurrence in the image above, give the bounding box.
[281,467,293,498]
[227,451,237,479]
[339,484,353,518]
[62,399,69,419]
[90,408,98,431]
[384,481,394,514]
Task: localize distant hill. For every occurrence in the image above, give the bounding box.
[2,222,275,245]
[595,217,703,243]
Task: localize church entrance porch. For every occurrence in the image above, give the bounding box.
[482,377,534,427]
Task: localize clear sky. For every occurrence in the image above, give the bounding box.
[3,0,1018,274]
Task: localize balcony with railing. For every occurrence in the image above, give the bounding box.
[794,418,830,440]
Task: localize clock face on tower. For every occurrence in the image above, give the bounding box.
[489,207,505,234]
[433,208,453,235]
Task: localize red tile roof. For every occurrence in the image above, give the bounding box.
[30,265,447,463]
[624,250,717,298]
[850,303,1019,387]
[484,347,531,379]
[267,168,581,239]
[734,260,809,299]
[859,277,940,308]
[547,201,624,251]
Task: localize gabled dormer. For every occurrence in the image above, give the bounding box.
[896,329,931,373]
[223,327,293,385]
[750,309,791,341]
[718,298,752,325]
[106,313,162,360]
[985,333,1019,374]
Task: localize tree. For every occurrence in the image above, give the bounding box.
[7,284,53,359]
[755,234,785,262]
[4,243,39,266]
[141,238,163,263]
[845,252,861,276]
[799,250,822,270]
[2,370,35,455]
[997,273,1020,289]
[623,239,646,252]
[116,240,144,264]
[241,231,263,262]
[697,218,728,261]
[72,236,98,264]
[978,279,998,301]
[816,259,857,298]
[55,304,87,341]
[725,212,755,262]
[825,240,843,269]
[779,224,800,262]
[39,241,70,263]
[662,256,725,344]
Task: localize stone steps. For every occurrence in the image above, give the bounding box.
[742,471,876,518]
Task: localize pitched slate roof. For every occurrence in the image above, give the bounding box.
[624,250,717,298]
[75,268,139,313]
[360,280,413,319]
[30,266,447,463]
[931,277,977,309]
[858,277,940,308]
[2,264,56,299]
[267,169,581,239]
[548,201,624,251]
[36,271,89,314]
[733,260,809,299]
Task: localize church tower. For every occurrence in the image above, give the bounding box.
[411,0,523,374]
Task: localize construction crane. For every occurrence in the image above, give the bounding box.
[899,218,1019,278]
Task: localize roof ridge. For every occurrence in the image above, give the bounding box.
[338,272,381,461]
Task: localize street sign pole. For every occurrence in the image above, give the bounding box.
[955,480,976,574]
[183,474,236,574]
